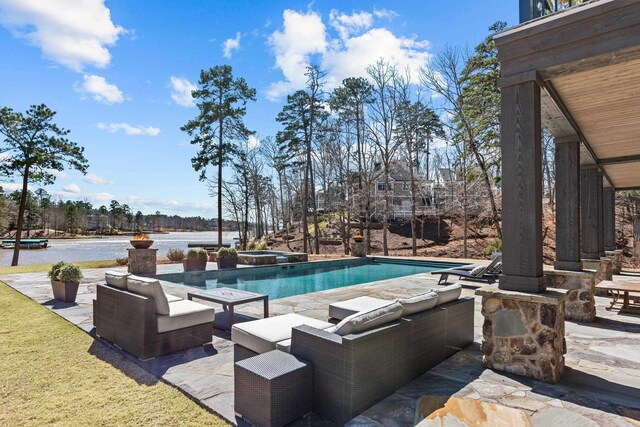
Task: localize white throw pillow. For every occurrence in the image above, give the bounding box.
[105,271,130,290]
[433,283,462,305]
[126,276,170,315]
[333,301,403,336]
[398,291,439,316]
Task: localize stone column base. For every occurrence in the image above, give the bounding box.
[477,287,566,384]
[582,258,613,284]
[545,270,595,322]
[128,248,158,275]
[605,250,623,275]
[350,241,367,257]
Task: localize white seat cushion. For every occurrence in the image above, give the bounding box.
[165,294,182,303]
[157,300,215,333]
[127,276,171,315]
[105,271,129,290]
[398,291,439,316]
[232,313,333,355]
[333,301,403,336]
[432,283,463,305]
[329,296,391,320]
[275,325,336,353]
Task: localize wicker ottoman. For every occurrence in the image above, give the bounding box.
[235,350,312,427]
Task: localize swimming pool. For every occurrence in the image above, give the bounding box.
[156,257,466,300]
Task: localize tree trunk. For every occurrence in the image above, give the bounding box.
[382,167,390,256]
[217,114,224,249]
[11,165,29,266]
[409,147,417,256]
[469,145,502,239]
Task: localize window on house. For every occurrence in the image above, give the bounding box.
[403,183,410,191]
[377,183,386,191]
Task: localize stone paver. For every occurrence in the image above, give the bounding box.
[3,261,640,426]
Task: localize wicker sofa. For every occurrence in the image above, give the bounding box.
[93,274,215,360]
[290,297,474,425]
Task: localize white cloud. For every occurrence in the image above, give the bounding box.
[97,122,160,136]
[169,76,197,107]
[223,32,241,58]
[373,8,399,20]
[266,9,431,100]
[63,183,81,193]
[76,74,124,104]
[247,135,260,149]
[83,173,113,185]
[44,169,68,179]
[0,0,125,71]
[266,9,327,101]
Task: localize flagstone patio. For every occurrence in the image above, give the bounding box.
[3,262,640,426]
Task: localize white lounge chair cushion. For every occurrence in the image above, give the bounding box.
[470,265,485,276]
[333,301,403,336]
[165,294,183,303]
[398,291,439,316]
[329,296,391,320]
[157,300,215,333]
[432,283,463,305]
[127,275,171,315]
[232,313,333,355]
[105,271,130,290]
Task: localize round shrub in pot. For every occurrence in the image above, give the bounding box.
[48,261,83,303]
[183,249,208,271]
[217,247,238,269]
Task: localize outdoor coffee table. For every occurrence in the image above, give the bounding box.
[187,288,269,331]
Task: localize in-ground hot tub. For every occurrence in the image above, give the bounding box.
[238,250,308,265]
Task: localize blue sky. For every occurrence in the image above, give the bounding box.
[0,0,517,217]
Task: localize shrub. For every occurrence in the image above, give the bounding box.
[246,241,256,250]
[483,239,502,256]
[167,248,185,263]
[217,247,238,259]
[255,241,268,250]
[186,249,208,261]
[57,263,83,283]
[48,261,67,281]
[115,257,129,266]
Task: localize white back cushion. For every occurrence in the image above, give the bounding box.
[398,291,439,316]
[127,275,170,315]
[433,283,462,305]
[333,301,403,336]
[105,271,130,290]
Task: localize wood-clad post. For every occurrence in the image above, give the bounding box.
[499,78,546,293]
[554,136,582,271]
[597,171,605,257]
[580,166,600,259]
[603,186,616,251]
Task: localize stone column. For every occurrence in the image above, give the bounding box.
[128,248,158,275]
[350,241,367,257]
[554,136,581,271]
[545,270,595,322]
[499,79,545,293]
[580,167,601,260]
[478,287,566,383]
[597,171,605,257]
[603,186,616,252]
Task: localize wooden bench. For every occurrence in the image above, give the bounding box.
[596,280,640,314]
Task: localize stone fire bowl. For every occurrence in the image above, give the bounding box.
[130,240,154,249]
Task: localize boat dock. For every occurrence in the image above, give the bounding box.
[1,239,49,249]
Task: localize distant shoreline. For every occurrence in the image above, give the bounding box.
[0,229,237,240]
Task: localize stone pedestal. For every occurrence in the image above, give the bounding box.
[351,241,367,257]
[582,258,612,284]
[477,287,566,384]
[605,250,623,275]
[544,270,595,322]
[128,248,158,275]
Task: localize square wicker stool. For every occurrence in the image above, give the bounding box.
[235,350,312,427]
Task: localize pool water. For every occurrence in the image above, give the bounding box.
[160,258,465,300]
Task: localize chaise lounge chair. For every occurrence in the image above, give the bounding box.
[431,255,502,285]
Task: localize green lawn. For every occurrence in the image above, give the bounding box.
[0,281,228,426]
[0,259,123,275]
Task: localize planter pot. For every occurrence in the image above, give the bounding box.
[51,280,79,303]
[217,258,238,269]
[183,259,207,272]
[130,240,154,249]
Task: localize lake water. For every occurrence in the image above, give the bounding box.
[0,231,239,266]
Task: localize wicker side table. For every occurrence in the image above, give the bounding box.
[235,350,312,427]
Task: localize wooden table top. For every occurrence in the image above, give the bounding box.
[596,280,640,292]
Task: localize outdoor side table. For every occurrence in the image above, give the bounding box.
[187,287,268,331]
[235,350,313,427]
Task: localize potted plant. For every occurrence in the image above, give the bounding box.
[48,261,83,303]
[183,249,208,271]
[217,247,238,269]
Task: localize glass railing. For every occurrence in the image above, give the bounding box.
[520,0,587,23]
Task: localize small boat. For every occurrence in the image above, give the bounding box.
[1,238,49,249]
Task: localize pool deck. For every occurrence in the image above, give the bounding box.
[3,259,640,426]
